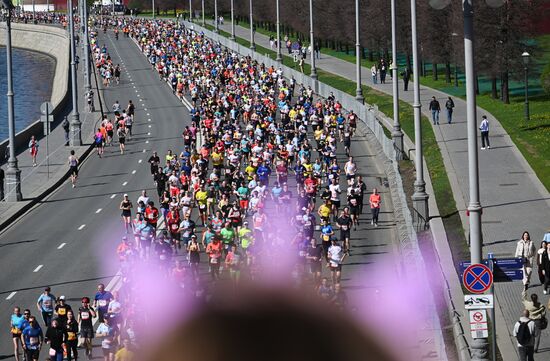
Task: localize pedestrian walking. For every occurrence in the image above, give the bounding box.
[445,96,455,124]
[479,115,490,149]
[28,135,38,167]
[428,96,441,125]
[62,117,70,146]
[536,241,547,287]
[401,67,410,91]
[541,242,550,294]
[515,231,537,291]
[298,57,305,73]
[371,64,377,84]
[521,291,547,352]
[0,167,4,201]
[379,59,387,84]
[314,41,320,59]
[513,310,536,361]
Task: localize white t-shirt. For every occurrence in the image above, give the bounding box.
[329,184,341,201]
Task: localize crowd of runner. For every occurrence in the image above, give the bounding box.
[9,16,384,361]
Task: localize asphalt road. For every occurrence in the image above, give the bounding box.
[0,30,192,358]
[0,26,399,359]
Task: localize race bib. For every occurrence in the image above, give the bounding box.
[341,225,348,230]
[199,204,206,210]
[49,348,57,357]
[67,332,76,341]
[210,257,219,264]
[81,311,90,320]
[98,300,107,307]
[322,235,330,241]
[58,308,66,316]
[11,327,20,334]
[30,337,39,345]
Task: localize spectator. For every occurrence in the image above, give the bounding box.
[401,67,410,91]
[428,96,441,125]
[515,231,537,291]
[445,96,455,124]
[479,115,490,149]
[521,291,546,352]
[62,116,70,146]
[512,309,535,361]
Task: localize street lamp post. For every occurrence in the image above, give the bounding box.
[230,0,235,40]
[214,0,218,33]
[275,0,282,62]
[391,0,403,156]
[308,0,317,79]
[83,0,91,92]
[189,0,192,22]
[201,0,205,26]
[522,51,530,121]
[2,4,23,201]
[410,0,429,224]
[152,0,155,19]
[249,0,255,50]
[68,0,81,146]
[451,32,459,87]
[354,0,363,102]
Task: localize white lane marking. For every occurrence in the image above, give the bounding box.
[57,243,66,249]
[6,292,17,300]
[110,194,117,199]
[132,170,136,174]
[78,224,86,230]
[122,181,128,186]
[96,208,102,214]
[147,113,150,116]
[142,149,146,153]
[33,265,43,273]
[144,108,148,111]
[148,125,152,128]
[137,94,140,97]
[147,119,151,122]
[138,159,143,163]
[147,132,151,135]
[133,86,136,88]
[135,90,138,92]
[145,140,149,144]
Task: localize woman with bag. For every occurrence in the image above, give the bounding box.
[521,290,547,353]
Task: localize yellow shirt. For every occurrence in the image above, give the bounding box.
[115,348,135,361]
[195,191,208,205]
[319,204,331,218]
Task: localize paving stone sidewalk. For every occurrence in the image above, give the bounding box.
[213,21,550,361]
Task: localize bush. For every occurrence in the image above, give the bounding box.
[541,62,550,96]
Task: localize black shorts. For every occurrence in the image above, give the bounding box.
[107,130,114,138]
[80,328,94,339]
[331,200,341,208]
[340,230,350,241]
[330,264,342,272]
[350,206,360,215]
[119,137,126,145]
[95,142,102,148]
[12,332,21,338]
[310,262,321,273]
[70,165,78,176]
[25,349,40,360]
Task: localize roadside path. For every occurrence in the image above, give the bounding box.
[213,20,550,360]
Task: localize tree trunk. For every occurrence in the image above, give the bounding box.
[368,49,374,62]
[361,46,366,60]
[491,77,498,99]
[433,63,438,81]
[406,53,412,73]
[445,62,451,83]
[475,75,480,95]
[502,72,510,104]
[345,44,350,55]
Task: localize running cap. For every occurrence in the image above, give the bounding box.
[59,295,66,300]
[124,193,128,197]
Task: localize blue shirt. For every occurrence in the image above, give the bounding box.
[22,325,43,349]
[95,291,113,311]
[37,293,56,312]
[11,314,25,330]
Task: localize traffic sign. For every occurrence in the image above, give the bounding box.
[469,310,488,339]
[462,264,493,294]
[464,294,494,309]
[40,101,54,115]
[460,258,521,282]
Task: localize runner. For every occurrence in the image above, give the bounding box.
[369,188,381,227]
[68,150,79,187]
[21,315,43,361]
[36,287,56,327]
[28,135,38,167]
[119,194,133,233]
[10,307,25,361]
[77,297,96,359]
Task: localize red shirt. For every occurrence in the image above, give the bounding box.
[145,206,159,226]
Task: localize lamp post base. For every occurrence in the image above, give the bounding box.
[411,186,429,227]
[392,129,404,159]
[355,89,364,104]
[70,113,82,146]
[5,164,22,202]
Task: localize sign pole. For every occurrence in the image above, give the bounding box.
[488,253,496,361]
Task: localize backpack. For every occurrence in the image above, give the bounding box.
[516,321,532,346]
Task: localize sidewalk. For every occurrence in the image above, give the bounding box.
[216,21,550,360]
[0,44,102,229]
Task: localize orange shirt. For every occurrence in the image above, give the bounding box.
[369,194,381,208]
